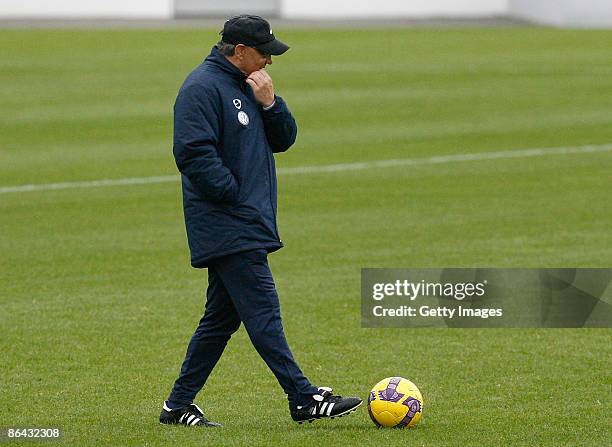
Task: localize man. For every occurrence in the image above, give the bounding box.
[159,15,362,427]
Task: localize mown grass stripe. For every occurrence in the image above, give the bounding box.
[1,143,610,194]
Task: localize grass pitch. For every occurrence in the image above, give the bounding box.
[1,26,611,446]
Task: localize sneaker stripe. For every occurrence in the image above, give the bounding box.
[187,415,196,425]
[326,403,335,416]
[179,414,187,424]
[190,417,200,426]
[320,402,328,415]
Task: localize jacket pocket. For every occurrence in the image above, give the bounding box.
[221,202,261,225]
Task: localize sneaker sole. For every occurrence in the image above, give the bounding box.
[296,401,362,424]
[159,421,222,428]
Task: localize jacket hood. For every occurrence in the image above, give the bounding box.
[204,47,246,81]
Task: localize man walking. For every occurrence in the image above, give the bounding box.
[159,15,362,427]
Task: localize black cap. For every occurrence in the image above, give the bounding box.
[220,15,289,56]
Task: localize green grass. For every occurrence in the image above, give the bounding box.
[1,26,611,446]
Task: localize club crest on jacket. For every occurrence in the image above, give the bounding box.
[238,111,249,126]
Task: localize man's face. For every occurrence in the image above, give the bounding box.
[237,45,272,75]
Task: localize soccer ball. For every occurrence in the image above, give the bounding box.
[367,377,423,428]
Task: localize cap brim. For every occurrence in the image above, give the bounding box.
[256,38,289,56]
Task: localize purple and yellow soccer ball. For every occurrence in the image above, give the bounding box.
[367,377,423,428]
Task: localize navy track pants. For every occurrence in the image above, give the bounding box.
[167,249,318,408]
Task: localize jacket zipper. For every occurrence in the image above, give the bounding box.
[265,146,281,242]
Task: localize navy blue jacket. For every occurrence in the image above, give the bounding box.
[173,47,297,268]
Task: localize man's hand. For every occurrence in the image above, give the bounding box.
[246,70,275,108]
